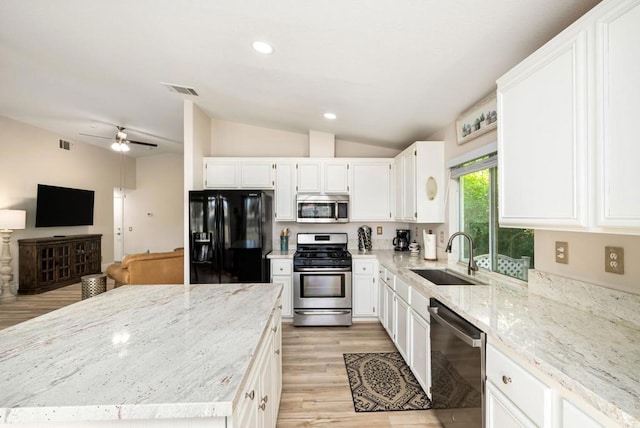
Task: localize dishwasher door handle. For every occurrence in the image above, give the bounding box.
[428,306,483,348]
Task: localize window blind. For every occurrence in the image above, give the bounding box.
[449,152,498,179]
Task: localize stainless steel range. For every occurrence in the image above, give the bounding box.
[293,233,352,327]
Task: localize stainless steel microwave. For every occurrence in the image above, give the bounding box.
[296,194,349,223]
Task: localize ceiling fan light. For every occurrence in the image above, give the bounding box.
[110,142,130,152]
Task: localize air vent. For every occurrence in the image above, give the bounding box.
[59,139,71,150]
[161,82,199,96]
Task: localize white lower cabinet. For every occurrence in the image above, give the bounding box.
[408,289,431,399]
[270,259,293,318]
[394,279,410,361]
[561,398,604,428]
[377,265,387,326]
[486,343,553,428]
[232,301,282,428]
[383,283,395,339]
[353,259,378,317]
[486,380,538,428]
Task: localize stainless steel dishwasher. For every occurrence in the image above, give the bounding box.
[428,298,486,428]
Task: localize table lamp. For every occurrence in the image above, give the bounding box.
[0,209,26,301]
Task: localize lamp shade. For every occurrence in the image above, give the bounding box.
[0,209,26,230]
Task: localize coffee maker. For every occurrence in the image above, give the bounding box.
[393,229,410,251]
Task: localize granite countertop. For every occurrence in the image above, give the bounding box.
[366,250,639,427]
[268,249,296,258]
[0,283,282,424]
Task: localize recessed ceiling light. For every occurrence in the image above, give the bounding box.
[252,41,274,54]
[324,112,337,120]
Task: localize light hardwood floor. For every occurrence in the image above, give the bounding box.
[1,286,443,427]
[0,282,116,330]
[277,322,444,427]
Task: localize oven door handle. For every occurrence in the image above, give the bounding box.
[294,310,352,315]
[294,267,352,273]
[428,306,483,348]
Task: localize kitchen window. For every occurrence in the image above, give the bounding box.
[451,152,534,281]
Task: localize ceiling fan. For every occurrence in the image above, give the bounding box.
[80,126,158,152]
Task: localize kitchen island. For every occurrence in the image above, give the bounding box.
[0,283,283,427]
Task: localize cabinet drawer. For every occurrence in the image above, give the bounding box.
[354,260,375,275]
[395,277,410,303]
[271,260,292,276]
[381,266,395,289]
[411,289,430,320]
[486,343,552,427]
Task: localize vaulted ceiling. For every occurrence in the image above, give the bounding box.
[0,0,601,156]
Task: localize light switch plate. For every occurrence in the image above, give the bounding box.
[555,241,568,264]
[376,226,383,235]
[605,246,624,274]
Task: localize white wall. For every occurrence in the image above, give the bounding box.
[121,153,184,257]
[211,120,308,157]
[336,139,401,158]
[210,119,403,158]
[0,115,135,279]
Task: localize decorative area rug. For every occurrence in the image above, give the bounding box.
[343,351,481,412]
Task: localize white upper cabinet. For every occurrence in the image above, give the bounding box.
[393,141,445,223]
[324,160,350,194]
[296,160,322,193]
[595,0,640,230]
[498,30,589,229]
[204,158,274,189]
[296,159,349,194]
[274,161,296,222]
[498,0,640,234]
[204,159,238,189]
[240,161,275,189]
[350,160,393,221]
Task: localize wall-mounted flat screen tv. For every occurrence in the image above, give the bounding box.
[35,184,95,227]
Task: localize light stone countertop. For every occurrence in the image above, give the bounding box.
[364,250,640,427]
[0,283,282,424]
[267,250,296,258]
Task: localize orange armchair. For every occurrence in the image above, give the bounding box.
[106,248,184,287]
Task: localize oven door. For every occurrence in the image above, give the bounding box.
[293,268,352,326]
[294,269,352,309]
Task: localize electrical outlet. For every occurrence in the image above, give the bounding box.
[605,246,624,274]
[555,241,568,264]
[439,231,445,244]
[376,226,383,235]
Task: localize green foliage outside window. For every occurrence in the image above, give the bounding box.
[459,167,534,280]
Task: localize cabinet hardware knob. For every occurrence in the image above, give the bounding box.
[262,395,269,404]
[245,390,255,400]
[502,375,512,385]
[275,349,280,355]
[278,304,283,309]
[259,403,266,411]
[279,267,283,271]
[272,326,278,332]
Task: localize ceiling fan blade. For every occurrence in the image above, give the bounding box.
[79,132,113,139]
[127,139,158,148]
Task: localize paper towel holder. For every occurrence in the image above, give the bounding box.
[426,176,437,200]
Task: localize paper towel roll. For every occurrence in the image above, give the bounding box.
[423,229,437,260]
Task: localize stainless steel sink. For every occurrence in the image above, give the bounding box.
[410,269,484,286]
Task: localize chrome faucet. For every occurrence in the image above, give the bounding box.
[445,232,479,276]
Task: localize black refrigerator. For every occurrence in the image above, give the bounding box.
[189,190,272,284]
